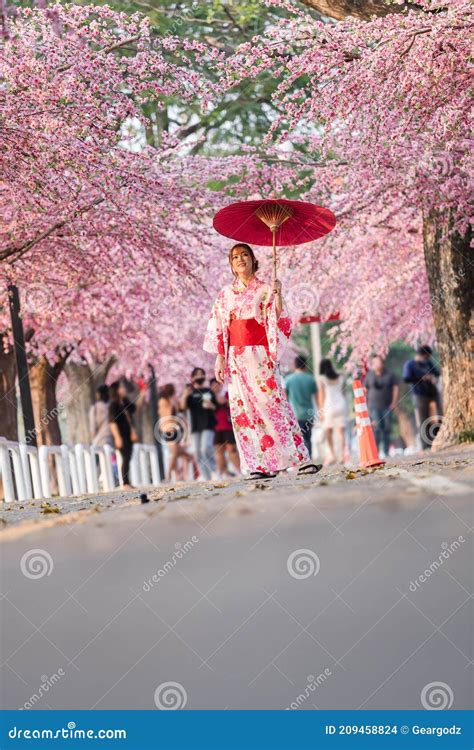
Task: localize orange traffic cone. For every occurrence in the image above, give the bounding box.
[353,379,385,468]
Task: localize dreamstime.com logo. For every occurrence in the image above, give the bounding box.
[285,282,321,315]
[421,681,454,710]
[8,722,127,740]
[153,415,188,446]
[154,681,187,710]
[287,549,320,580]
[20,549,54,580]
[420,416,443,447]
[23,284,51,316]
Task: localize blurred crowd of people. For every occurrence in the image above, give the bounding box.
[283,345,442,465]
[87,345,443,486]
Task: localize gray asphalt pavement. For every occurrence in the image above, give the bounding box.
[0,448,472,711]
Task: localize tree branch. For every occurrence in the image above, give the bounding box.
[299,0,425,21]
[222,6,248,37]
[56,35,141,74]
[2,197,105,264]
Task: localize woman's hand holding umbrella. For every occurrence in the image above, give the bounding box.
[272,278,283,318]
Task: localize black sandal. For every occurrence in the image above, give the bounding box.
[244,471,278,481]
[297,463,323,476]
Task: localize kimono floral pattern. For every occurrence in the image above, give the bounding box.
[203,275,310,473]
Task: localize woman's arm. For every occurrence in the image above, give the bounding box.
[179,386,192,412]
[272,279,283,318]
[215,354,226,384]
[110,421,122,449]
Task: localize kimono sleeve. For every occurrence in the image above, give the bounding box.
[203,293,227,356]
[264,287,293,364]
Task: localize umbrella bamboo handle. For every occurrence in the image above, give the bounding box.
[272,229,278,282]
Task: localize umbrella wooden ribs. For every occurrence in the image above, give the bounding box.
[254,203,294,281]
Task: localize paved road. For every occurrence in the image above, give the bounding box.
[1,448,472,710]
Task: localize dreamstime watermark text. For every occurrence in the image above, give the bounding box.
[408,536,465,592]
[285,668,332,709]
[20,669,65,710]
[142,536,199,591]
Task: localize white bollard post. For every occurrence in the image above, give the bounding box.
[162,443,170,479]
[67,446,81,496]
[102,444,116,491]
[139,445,150,485]
[0,440,15,503]
[60,445,73,497]
[84,445,98,494]
[94,446,104,491]
[10,445,27,502]
[116,448,124,488]
[130,444,140,487]
[54,446,71,497]
[28,447,44,499]
[39,444,51,498]
[150,448,160,486]
[74,444,87,494]
[19,443,33,501]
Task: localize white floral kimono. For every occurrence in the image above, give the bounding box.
[203,274,310,474]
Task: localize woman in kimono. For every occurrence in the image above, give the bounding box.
[203,243,322,480]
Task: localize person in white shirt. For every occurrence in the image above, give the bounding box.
[318,359,350,465]
[89,384,113,447]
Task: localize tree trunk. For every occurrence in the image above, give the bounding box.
[423,209,473,449]
[30,356,64,446]
[300,0,423,20]
[64,361,94,444]
[64,357,115,444]
[0,343,18,441]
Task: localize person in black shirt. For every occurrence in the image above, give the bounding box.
[403,345,442,450]
[109,381,136,488]
[180,367,217,480]
[364,355,399,456]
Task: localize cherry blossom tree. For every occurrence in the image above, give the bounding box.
[0,6,312,443]
[3,1,470,451]
[217,0,472,447]
[0,3,217,441]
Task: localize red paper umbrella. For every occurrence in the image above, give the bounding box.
[213,199,336,279]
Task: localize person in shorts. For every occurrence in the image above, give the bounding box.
[210,378,241,478]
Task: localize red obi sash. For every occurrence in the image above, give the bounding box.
[228,318,268,348]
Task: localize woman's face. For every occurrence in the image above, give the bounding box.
[192,371,205,387]
[231,246,253,276]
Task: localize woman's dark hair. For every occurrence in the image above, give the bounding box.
[228,243,259,278]
[159,383,175,399]
[96,384,109,403]
[319,358,339,380]
[191,367,205,379]
[109,381,120,400]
